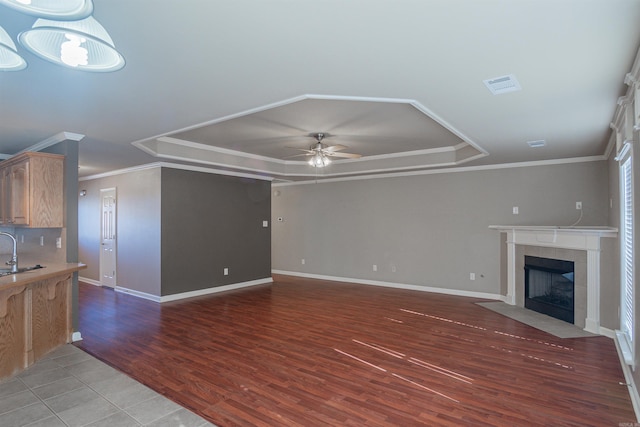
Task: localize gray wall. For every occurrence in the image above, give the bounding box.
[160,168,271,296]
[272,161,609,296]
[78,166,272,298]
[78,167,162,296]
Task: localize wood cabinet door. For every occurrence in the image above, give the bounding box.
[0,152,64,228]
[10,160,29,226]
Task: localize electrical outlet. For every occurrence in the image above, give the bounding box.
[56,237,62,249]
[262,220,269,227]
[391,264,397,273]
[576,201,582,210]
[512,206,519,215]
[39,236,44,246]
[372,264,377,272]
[470,273,476,281]
[223,267,229,275]
[301,258,305,265]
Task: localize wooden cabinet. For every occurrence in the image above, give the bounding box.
[0,152,64,228]
[0,269,79,379]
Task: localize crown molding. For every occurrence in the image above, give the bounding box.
[14,131,85,156]
[79,161,273,182]
[273,155,607,186]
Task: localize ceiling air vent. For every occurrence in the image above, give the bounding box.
[483,74,521,95]
[527,139,546,148]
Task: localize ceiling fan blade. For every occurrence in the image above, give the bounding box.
[287,147,315,154]
[284,153,313,159]
[324,144,348,152]
[326,152,362,159]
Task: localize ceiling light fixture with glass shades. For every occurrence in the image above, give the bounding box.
[290,133,362,168]
[0,0,124,72]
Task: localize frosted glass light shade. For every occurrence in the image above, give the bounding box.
[0,25,26,71]
[19,16,125,72]
[308,153,331,167]
[0,0,93,21]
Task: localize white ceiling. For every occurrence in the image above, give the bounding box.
[1,0,639,182]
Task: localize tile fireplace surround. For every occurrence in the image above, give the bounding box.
[490,226,617,334]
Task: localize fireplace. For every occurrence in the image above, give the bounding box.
[524,256,575,324]
[490,225,617,333]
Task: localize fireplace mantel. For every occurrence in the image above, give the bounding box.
[490,225,617,334]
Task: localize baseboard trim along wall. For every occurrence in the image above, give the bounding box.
[115,286,161,302]
[271,270,502,301]
[78,276,102,287]
[159,277,273,303]
[113,277,274,303]
[599,326,616,339]
[614,333,640,422]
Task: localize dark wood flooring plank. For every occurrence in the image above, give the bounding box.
[75,274,636,426]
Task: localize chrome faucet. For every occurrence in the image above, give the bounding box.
[0,232,18,273]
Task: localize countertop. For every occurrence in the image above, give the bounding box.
[0,262,86,291]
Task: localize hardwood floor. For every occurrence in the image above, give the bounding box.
[75,275,636,426]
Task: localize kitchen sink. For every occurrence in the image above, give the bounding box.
[0,264,45,277]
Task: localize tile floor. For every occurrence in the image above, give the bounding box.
[0,345,217,427]
[476,301,597,338]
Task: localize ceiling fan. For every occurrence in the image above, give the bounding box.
[292,133,362,167]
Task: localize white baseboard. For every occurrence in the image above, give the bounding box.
[159,277,273,303]
[115,286,161,302]
[271,270,502,301]
[614,333,640,422]
[114,277,274,303]
[78,276,102,287]
[599,326,615,339]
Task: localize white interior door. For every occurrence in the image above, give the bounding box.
[100,188,117,288]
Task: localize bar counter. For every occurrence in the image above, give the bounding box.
[0,262,86,379]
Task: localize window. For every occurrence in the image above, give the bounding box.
[618,143,635,367]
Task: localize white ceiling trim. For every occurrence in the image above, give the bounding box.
[131,93,487,158]
[273,155,608,187]
[407,100,488,157]
[155,137,286,165]
[79,161,273,182]
[153,135,464,165]
[328,145,457,164]
[168,93,470,135]
[0,131,86,159]
[137,137,487,179]
[129,149,283,178]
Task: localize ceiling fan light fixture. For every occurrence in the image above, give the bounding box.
[18,16,125,72]
[0,25,27,71]
[0,0,93,21]
[308,152,331,167]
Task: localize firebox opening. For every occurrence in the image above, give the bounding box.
[524,256,575,324]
